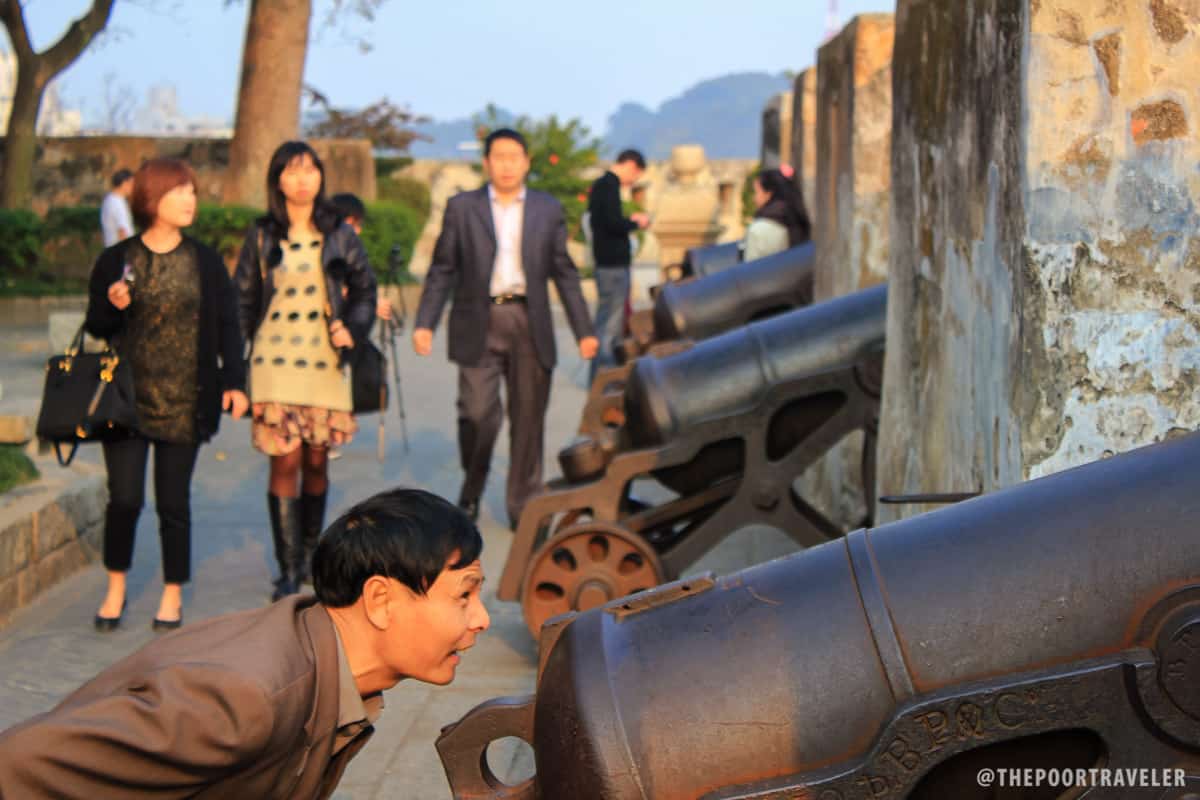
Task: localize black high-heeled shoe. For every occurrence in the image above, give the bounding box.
[151,613,183,633]
[93,599,126,633]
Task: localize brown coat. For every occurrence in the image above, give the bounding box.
[0,596,372,799]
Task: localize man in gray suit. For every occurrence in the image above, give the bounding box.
[413,128,597,528]
[0,488,489,799]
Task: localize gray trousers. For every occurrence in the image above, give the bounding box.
[457,303,552,526]
[589,265,631,384]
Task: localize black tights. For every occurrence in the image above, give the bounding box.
[269,444,328,498]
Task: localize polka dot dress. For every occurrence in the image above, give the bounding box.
[249,233,352,413]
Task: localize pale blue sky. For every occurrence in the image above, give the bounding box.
[19,0,895,132]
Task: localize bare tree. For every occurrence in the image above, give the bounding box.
[303,85,428,152]
[221,0,385,207]
[0,0,116,208]
[100,71,136,133]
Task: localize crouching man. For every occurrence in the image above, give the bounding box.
[0,488,489,799]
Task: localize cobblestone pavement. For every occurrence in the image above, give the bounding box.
[0,305,799,798]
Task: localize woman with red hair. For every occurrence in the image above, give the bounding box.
[84,158,248,632]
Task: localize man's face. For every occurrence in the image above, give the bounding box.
[617,162,644,188]
[483,137,530,194]
[118,177,134,198]
[381,554,489,685]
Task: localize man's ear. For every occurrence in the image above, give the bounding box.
[362,575,394,630]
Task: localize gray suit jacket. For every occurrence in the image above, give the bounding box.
[0,597,367,800]
[414,186,594,369]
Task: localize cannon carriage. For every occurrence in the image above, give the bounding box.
[442,432,1200,799]
[503,284,887,636]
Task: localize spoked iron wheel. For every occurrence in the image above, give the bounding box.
[520,522,664,637]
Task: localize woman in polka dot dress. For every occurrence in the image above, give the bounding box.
[234,141,377,600]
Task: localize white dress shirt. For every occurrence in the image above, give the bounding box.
[487,184,527,297]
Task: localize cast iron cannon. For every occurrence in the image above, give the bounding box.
[504,284,887,636]
[440,432,1200,799]
[584,244,816,439]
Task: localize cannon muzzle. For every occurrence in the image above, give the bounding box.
[445,432,1200,799]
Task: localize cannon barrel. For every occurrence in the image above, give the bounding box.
[653,243,815,342]
[681,241,742,278]
[440,433,1200,799]
[626,283,886,450]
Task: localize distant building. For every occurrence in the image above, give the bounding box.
[131,84,231,138]
[0,49,83,136]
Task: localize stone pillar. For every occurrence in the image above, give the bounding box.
[814,14,895,301]
[797,14,895,531]
[790,67,819,225]
[760,91,793,169]
[877,0,1200,524]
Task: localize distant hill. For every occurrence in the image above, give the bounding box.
[603,71,793,159]
[408,71,791,161]
[408,108,516,159]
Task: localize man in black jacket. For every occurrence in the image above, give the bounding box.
[413,129,597,528]
[587,149,648,381]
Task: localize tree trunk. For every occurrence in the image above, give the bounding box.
[0,0,115,209]
[1,71,45,210]
[223,0,314,208]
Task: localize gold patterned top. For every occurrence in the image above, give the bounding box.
[121,238,200,443]
[249,232,352,411]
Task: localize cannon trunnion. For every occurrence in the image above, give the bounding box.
[441,433,1200,799]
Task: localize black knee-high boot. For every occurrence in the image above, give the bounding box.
[268,494,302,601]
[298,491,327,585]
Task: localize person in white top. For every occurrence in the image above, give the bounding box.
[99,169,135,247]
[743,165,812,262]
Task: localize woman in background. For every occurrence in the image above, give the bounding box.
[744,166,812,261]
[234,141,376,601]
[85,157,247,632]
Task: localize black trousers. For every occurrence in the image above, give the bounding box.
[457,303,552,526]
[101,435,200,584]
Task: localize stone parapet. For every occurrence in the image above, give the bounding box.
[877,0,1200,523]
[0,461,106,627]
[791,68,819,224]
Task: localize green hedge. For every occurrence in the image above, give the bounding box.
[0,199,425,293]
[377,176,431,220]
[360,202,422,284]
[0,445,39,494]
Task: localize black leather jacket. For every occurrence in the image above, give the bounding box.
[234,220,377,357]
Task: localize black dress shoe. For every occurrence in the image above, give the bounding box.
[151,613,183,633]
[93,600,126,633]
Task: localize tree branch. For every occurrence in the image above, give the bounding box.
[39,0,117,81]
[0,0,36,61]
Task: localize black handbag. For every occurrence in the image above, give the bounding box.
[350,339,388,415]
[35,325,139,466]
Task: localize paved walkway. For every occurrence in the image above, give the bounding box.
[0,302,798,798]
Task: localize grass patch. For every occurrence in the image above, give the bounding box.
[0,445,39,494]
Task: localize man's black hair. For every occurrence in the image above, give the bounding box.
[615,149,646,170]
[331,192,367,223]
[111,169,134,188]
[312,488,483,607]
[483,127,528,156]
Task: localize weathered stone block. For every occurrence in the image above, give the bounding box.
[0,517,32,580]
[790,68,819,224]
[815,14,894,301]
[31,540,93,601]
[761,91,793,170]
[0,573,18,622]
[877,0,1200,523]
[800,14,895,531]
[0,416,34,445]
[35,501,78,560]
